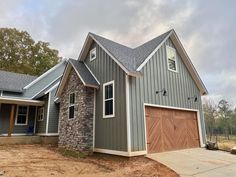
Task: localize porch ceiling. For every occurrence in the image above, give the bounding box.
[0,97,44,106]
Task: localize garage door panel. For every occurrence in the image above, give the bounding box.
[145,106,200,153]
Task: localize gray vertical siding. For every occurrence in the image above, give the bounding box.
[0,104,36,134]
[129,38,206,151]
[48,88,59,133]
[36,94,49,134]
[85,42,127,151]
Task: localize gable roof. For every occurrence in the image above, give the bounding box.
[55,58,99,97]
[69,59,99,87]
[79,30,171,76]
[23,60,66,90]
[0,70,37,93]
[79,29,208,95]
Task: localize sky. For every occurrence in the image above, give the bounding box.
[0,0,236,106]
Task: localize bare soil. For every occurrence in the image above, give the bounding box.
[0,145,179,177]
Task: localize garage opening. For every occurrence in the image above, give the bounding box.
[145,106,200,153]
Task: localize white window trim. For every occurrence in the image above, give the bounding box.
[15,105,29,126]
[37,107,44,121]
[166,45,178,73]
[103,80,115,118]
[68,92,76,120]
[90,48,96,61]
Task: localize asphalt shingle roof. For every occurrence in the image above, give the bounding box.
[69,59,99,88]
[0,70,37,92]
[90,30,172,72]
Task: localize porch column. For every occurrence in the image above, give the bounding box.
[8,104,15,137]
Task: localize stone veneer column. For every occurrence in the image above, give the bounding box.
[58,68,94,151]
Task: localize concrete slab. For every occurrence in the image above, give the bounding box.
[147,148,236,177]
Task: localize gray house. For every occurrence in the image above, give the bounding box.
[0,60,67,138]
[56,29,208,156]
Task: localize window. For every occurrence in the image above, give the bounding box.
[103,80,115,118]
[90,48,96,61]
[69,93,75,119]
[15,105,28,125]
[37,107,44,121]
[166,46,177,72]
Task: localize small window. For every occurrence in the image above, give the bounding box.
[69,93,75,119]
[37,107,44,121]
[166,46,177,72]
[90,48,96,61]
[15,105,28,125]
[103,80,115,118]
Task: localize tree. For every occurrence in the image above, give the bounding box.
[203,99,217,140]
[217,99,232,140]
[0,28,59,76]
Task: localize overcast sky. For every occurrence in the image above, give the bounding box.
[0,0,235,106]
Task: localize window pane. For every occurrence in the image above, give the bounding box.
[17,115,26,124]
[105,100,113,115]
[167,47,175,60]
[90,48,96,59]
[70,93,75,104]
[105,84,113,99]
[18,106,27,114]
[168,59,176,71]
[69,106,74,119]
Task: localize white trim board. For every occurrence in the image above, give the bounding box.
[31,75,62,99]
[36,133,59,136]
[24,61,65,89]
[136,30,207,95]
[102,80,115,118]
[125,75,131,155]
[136,30,173,71]
[0,97,44,106]
[44,82,60,94]
[78,34,141,77]
[0,133,28,136]
[84,63,100,85]
[45,92,51,134]
[15,105,29,126]
[92,88,96,150]
[143,103,205,151]
[56,63,98,98]
[93,148,146,157]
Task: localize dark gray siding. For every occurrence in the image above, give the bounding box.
[85,42,127,151]
[48,88,59,133]
[36,94,49,134]
[129,38,206,151]
[0,104,36,134]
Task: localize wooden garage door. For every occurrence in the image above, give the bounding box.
[145,106,200,153]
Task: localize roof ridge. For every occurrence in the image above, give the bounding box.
[134,29,173,50]
[0,69,37,78]
[89,32,133,49]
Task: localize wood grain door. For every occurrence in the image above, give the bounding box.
[145,106,200,153]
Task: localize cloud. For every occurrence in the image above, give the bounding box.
[0,0,236,105]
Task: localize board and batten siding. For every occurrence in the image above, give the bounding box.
[36,94,49,134]
[0,104,36,134]
[129,38,206,151]
[48,88,59,134]
[84,42,127,151]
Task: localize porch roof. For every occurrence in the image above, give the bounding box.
[0,97,44,106]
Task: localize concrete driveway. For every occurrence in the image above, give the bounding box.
[147,148,236,177]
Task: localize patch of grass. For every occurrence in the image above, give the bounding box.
[58,148,90,158]
[207,135,236,152]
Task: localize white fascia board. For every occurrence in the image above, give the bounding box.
[24,61,64,90]
[136,30,173,71]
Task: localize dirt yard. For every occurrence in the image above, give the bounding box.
[0,145,178,177]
